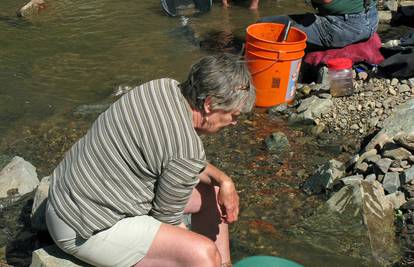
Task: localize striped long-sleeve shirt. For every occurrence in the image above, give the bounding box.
[49,78,207,239]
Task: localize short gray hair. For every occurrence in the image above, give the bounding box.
[179,53,255,113]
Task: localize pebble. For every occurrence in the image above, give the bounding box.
[389,87,397,95]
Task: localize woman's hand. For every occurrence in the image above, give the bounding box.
[217,178,239,223]
[198,163,240,223]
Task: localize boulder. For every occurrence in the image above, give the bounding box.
[292,180,399,266]
[303,159,345,194]
[0,156,39,200]
[31,176,50,231]
[31,245,91,267]
[367,99,414,149]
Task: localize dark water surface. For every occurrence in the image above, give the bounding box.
[0,0,372,266]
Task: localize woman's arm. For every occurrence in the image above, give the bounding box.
[198,163,239,223]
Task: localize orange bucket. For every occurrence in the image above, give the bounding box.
[245,23,307,107]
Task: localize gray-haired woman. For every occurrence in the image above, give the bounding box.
[46,53,255,267]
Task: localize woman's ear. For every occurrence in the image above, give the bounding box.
[203,96,213,114]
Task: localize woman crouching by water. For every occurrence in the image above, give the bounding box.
[45,53,255,267]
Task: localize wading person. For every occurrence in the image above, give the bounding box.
[46,53,255,267]
[258,0,378,51]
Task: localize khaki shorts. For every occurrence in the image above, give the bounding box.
[45,202,162,267]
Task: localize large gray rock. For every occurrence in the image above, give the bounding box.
[292,180,399,266]
[0,156,39,199]
[31,176,50,231]
[296,96,333,122]
[367,99,414,149]
[303,159,345,194]
[31,245,91,267]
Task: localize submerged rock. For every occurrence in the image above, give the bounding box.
[264,132,290,155]
[293,180,399,266]
[302,159,345,195]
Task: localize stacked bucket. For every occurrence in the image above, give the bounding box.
[245,23,307,107]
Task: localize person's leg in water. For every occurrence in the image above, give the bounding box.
[185,183,232,265]
[134,183,225,267]
[134,183,230,267]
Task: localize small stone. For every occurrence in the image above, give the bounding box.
[355,162,369,174]
[358,71,368,80]
[399,84,411,93]
[365,173,377,182]
[403,166,414,184]
[391,78,399,86]
[383,172,401,194]
[350,123,360,130]
[389,167,404,172]
[386,191,406,209]
[375,158,393,174]
[388,87,397,95]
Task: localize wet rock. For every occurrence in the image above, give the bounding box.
[386,191,406,209]
[293,181,399,266]
[0,156,39,200]
[73,103,111,117]
[264,132,290,154]
[383,172,401,194]
[31,176,50,231]
[18,0,46,17]
[31,245,91,267]
[303,159,345,194]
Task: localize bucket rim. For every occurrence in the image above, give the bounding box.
[245,40,306,53]
[246,22,307,45]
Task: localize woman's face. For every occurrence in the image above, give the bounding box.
[199,108,241,134]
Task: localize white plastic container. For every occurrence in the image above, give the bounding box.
[326,58,354,97]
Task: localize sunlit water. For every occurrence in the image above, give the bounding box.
[0,0,378,266]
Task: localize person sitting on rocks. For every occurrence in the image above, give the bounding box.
[257,0,379,51]
[45,53,255,267]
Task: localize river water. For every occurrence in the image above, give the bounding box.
[0,0,378,266]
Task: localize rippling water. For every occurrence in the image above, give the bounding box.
[0,0,311,137]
